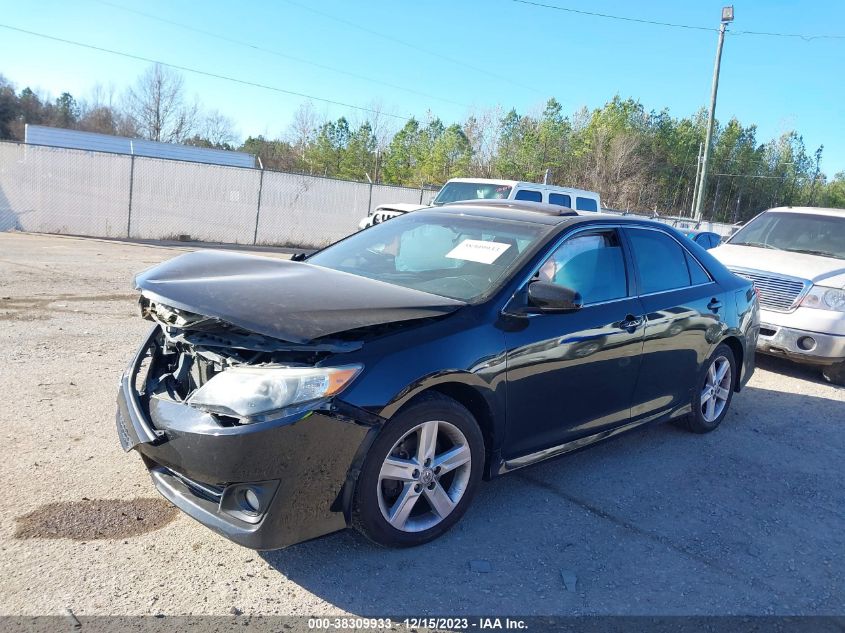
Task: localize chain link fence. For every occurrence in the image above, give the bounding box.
[0,141,438,249]
[0,140,735,248]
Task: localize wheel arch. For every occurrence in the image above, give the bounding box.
[720,335,745,392]
[380,374,501,479]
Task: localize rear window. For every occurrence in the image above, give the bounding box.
[548,193,572,207]
[576,197,598,212]
[514,189,542,202]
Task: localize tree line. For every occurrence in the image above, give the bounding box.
[1,64,842,222]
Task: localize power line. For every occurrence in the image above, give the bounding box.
[0,23,413,121]
[511,0,845,40]
[280,0,545,96]
[88,0,470,109]
[511,0,715,32]
[733,28,845,41]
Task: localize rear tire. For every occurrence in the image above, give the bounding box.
[822,361,845,386]
[682,343,737,433]
[352,393,484,548]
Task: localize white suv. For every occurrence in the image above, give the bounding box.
[710,206,845,384]
[358,178,601,229]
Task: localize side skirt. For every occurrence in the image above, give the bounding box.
[497,416,657,475]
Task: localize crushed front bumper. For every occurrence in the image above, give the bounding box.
[757,322,845,366]
[116,327,378,550]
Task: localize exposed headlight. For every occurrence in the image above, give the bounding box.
[801,286,845,313]
[188,365,362,419]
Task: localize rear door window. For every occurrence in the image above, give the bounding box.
[514,189,542,202]
[626,229,693,294]
[548,193,572,207]
[575,197,598,212]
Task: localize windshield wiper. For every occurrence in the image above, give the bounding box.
[784,248,840,259]
[735,241,780,250]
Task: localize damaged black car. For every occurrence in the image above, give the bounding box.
[117,200,759,550]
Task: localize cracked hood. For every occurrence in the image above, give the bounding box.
[134,250,465,344]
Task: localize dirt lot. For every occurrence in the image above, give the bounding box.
[0,231,843,617]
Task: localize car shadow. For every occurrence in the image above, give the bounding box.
[260,384,845,616]
[754,352,835,386]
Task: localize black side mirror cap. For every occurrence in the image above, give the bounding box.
[527,281,583,313]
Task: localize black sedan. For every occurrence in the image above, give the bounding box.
[116,200,759,549]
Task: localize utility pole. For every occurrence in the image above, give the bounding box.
[694,6,734,224]
[690,142,703,218]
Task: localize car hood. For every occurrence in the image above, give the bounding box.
[712,244,845,288]
[134,250,465,344]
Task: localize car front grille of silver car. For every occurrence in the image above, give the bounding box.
[727,267,810,312]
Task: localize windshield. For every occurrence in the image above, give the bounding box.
[728,211,845,260]
[432,182,512,206]
[308,213,549,301]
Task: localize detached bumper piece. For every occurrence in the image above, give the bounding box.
[115,327,375,550]
[757,323,845,366]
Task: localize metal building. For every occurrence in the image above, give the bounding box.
[24,124,255,168]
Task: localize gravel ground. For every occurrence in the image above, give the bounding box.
[0,232,843,617]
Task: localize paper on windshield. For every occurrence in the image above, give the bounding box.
[446,239,512,264]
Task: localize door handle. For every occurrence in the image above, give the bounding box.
[707,298,723,312]
[620,314,644,330]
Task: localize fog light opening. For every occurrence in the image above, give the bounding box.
[240,488,261,515]
[797,336,816,352]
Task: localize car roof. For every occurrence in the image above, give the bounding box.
[767,206,845,218]
[424,201,637,227]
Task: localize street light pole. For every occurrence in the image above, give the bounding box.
[694,6,734,224]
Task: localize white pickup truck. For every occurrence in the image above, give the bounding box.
[710,206,845,384]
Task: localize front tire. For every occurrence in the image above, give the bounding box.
[822,360,845,386]
[352,393,484,548]
[682,343,737,433]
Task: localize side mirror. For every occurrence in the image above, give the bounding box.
[527,281,582,313]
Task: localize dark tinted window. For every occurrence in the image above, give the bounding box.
[575,196,598,212]
[627,229,691,294]
[685,251,711,284]
[515,189,542,202]
[548,193,571,207]
[540,231,627,304]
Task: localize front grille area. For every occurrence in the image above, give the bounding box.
[728,268,808,312]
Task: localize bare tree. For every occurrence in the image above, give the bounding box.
[78,83,127,135]
[124,64,198,143]
[464,106,501,178]
[287,101,319,161]
[201,109,238,148]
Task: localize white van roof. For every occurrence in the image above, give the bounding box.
[445,178,600,198]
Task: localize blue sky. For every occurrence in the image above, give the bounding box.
[1,0,844,175]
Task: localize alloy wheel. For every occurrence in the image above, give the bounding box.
[701,355,732,423]
[377,420,472,533]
